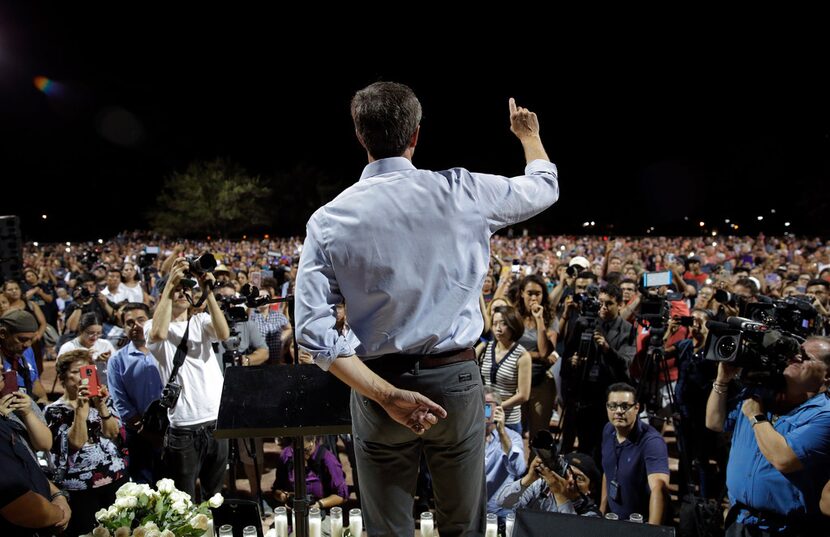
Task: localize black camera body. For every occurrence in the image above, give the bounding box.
[531,430,569,478]
[73,287,98,302]
[180,253,217,288]
[159,382,182,409]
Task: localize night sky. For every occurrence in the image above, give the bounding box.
[2,5,829,242]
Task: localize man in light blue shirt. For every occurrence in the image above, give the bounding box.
[483,388,526,518]
[295,81,559,537]
[107,302,163,484]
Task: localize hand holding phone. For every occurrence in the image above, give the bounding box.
[1,371,19,398]
[80,365,101,397]
[484,402,494,423]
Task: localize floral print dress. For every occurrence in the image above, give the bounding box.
[44,398,127,491]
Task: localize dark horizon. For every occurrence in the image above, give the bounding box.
[2,6,829,243]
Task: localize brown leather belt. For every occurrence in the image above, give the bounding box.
[365,348,476,377]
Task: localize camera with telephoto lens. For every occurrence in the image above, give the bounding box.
[703,297,815,389]
[72,287,98,301]
[531,430,570,478]
[159,381,182,409]
[573,285,602,318]
[180,253,217,287]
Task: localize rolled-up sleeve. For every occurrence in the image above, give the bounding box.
[295,212,356,371]
[472,160,559,233]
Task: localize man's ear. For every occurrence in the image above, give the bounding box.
[409,125,420,149]
[355,130,367,150]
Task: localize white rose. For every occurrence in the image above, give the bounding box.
[189,513,209,531]
[132,528,147,537]
[95,508,110,522]
[208,493,224,508]
[156,478,176,494]
[172,500,188,514]
[160,531,176,537]
[115,527,131,537]
[107,506,119,518]
[170,490,192,505]
[114,496,138,509]
[146,531,161,537]
[92,526,112,537]
[143,522,160,531]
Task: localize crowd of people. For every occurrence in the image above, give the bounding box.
[0,230,829,535]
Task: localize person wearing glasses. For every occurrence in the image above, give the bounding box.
[600,383,670,524]
[705,336,830,536]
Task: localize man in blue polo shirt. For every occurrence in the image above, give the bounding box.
[706,336,830,536]
[600,382,670,524]
[107,302,163,484]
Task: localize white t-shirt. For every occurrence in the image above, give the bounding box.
[121,283,145,304]
[144,312,223,427]
[58,337,117,361]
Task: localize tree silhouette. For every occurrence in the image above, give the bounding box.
[149,158,272,237]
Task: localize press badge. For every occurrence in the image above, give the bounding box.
[609,479,621,502]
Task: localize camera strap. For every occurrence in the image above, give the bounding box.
[167,317,192,385]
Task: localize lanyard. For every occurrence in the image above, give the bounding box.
[489,341,518,385]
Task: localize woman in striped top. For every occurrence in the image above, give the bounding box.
[476,305,531,434]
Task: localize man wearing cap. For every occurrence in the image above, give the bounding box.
[295,83,559,537]
[0,311,48,404]
[495,450,601,516]
[213,264,232,284]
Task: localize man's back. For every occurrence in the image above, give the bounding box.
[300,156,558,360]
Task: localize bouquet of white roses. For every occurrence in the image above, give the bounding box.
[91,479,223,537]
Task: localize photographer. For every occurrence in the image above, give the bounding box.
[145,256,230,500]
[482,387,526,517]
[214,283,268,369]
[64,274,114,334]
[495,450,601,517]
[705,336,830,535]
[560,283,636,460]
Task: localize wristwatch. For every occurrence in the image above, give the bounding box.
[50,489,71,502]
[749,414,768,427]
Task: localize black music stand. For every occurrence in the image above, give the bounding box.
[215,364,352,537]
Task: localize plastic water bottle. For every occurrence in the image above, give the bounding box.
[505,512,516,537]
[309,506,322,537]
[420,511,434,537]
[274,507,288,537]
[485,513,498,537]
[629,513,644,523]
[349,508,363,536]
[330,506,344,537]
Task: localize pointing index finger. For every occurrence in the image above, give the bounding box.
[509,97,517,115]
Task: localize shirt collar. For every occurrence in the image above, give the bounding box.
[359,157,416,181]
[126,341,150,356]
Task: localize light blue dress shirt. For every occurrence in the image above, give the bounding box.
[295,156,559,369]
[107,341,164,423]
[485,427,526,517]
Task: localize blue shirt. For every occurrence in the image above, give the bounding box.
[601,419,669,520]
[295,157,559,367]
[1,348,39,392]
[107,342,164,423]
[724,393,830,524]
[485,427,526,516]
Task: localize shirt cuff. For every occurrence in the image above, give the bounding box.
[310,335,355,371]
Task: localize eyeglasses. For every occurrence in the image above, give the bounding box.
[606,402,636,412]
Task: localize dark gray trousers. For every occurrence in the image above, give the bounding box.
[351,360,485,537]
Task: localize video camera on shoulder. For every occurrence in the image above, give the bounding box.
[530,430,569,479]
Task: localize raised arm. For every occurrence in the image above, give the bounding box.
[509,97,550,164]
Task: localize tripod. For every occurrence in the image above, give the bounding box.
[636,325,717,536]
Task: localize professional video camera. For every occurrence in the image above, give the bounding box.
[217,284,280,368]
[703,296,816,388]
